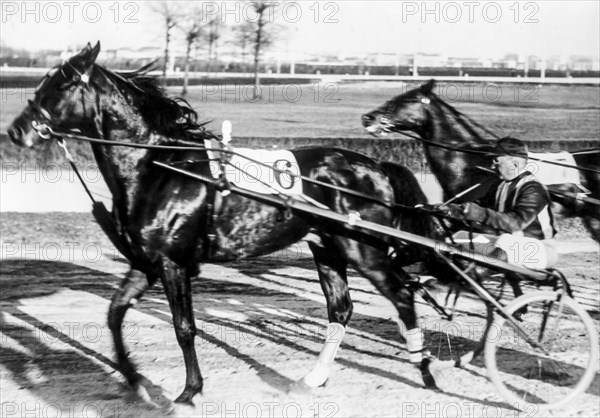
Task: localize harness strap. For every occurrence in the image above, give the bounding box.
[394,129,600,176]
[55,136,137,262]
[33,124,404,210]
[202,183,219,260]
[57,139,96,203]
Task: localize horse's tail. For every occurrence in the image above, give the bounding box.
[380,161,446,267]
[379,161,433,234]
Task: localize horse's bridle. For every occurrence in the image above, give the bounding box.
[372,96,431,141]
[28,61,90,133]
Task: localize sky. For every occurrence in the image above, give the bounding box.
[1,1,599,60]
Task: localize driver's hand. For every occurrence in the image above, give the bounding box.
[432,203,465,219]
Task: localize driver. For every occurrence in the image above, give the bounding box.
[436,136,558,269]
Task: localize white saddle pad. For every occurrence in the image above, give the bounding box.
[527,152,587,192]
[206,141,302,195]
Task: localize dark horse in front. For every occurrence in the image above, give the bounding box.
[8,43,436,405]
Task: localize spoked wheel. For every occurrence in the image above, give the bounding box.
[420,269,508,368]
[425,300,495,367]
[485,291,599,410]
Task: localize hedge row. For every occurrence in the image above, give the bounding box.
[2,134,597,170]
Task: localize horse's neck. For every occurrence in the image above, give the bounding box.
[425,101,482,147]
[422,101,486,195]
[92,94,156,210]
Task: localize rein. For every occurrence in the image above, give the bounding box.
[33,123,424,213]
[416,134,600,176]
[387,95,600,176]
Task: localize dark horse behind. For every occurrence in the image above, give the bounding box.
[362,79,600,242]
[8,43,440,405]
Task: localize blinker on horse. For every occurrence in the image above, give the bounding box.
[362,79,600,242]
[8,42,438,404]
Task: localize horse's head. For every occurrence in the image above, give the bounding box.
[362,79,436,137]
[8,42,102,147]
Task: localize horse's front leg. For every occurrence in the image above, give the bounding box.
[108,269,150,387]
[302,242,352,387]
[160,258,203,405]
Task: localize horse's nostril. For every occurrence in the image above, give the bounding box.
[7,126,23,142]
[361,114,374,126]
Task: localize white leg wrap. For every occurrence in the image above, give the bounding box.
[406,327,424,364]
[303,323,346,387]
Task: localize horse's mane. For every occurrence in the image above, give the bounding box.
[401,88,495,148]
[95,64,215,141]
[432,96,490,145]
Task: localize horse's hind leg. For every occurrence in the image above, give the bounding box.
[583,216,600,243]
[160,259,203,405]
[302,241,352,387]
[349,244,437,387]
[506,272,527,319]
[108,269,150,387]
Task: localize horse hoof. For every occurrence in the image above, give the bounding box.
[174,390,202,406]
[287,380,314,396]
[123,381,160,409]
[302,365,331,388]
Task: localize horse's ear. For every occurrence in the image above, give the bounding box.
[71,41,101,68]
[78,43,92,55]
[90,41,101,62]
[420,79,436,94]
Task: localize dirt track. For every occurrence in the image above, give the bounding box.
[1,244,599,418]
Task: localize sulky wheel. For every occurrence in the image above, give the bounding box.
[484,290,599,410]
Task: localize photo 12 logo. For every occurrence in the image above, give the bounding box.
[1,1,140,24]
[198,1,340,24]
[400,1,540,24]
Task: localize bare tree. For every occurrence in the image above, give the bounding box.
[232,21,254,73]
[150,1,180,87]
[205,14,222,73]
[247,1,277,99]
[178,7,203,95]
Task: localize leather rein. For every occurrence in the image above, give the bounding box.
[378,95,600,176]
[31,122,417,213]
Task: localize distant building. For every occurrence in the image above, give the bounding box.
[528,55,543,70]
[412,53,446,67]
[447,57,491,68]
[101,46,162,61]
[570,55,600,71]
[503,53,520,68]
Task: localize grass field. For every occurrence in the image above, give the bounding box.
[1,80,599,164]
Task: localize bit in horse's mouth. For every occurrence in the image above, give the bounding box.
[365,124,392,137]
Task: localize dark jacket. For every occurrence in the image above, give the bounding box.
[475,171,556,240]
